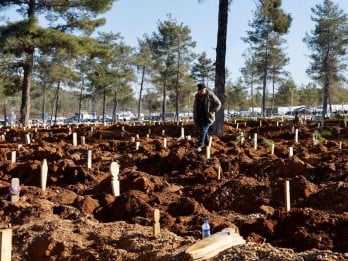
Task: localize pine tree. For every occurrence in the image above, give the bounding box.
[191,51,215,88]
[243,0,291,116]
[0,0,115,125]
[303,0,348,120]
[146,15,195,122]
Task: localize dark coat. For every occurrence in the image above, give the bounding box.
[193,89,221,125]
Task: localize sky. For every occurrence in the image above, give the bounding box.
[100,0,348,86]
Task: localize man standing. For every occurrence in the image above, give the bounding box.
[193,83,221,152]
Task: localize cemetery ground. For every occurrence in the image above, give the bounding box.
[0,119,347,260]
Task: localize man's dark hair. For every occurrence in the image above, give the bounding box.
[197,83,206,90]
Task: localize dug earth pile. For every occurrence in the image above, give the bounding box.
[0,119,347,260]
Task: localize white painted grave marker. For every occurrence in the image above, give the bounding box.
[162,130,165,136]
[289,147,293,158]
[72,132,77,146]
[218,166,222,180]
[206,146,211,159]
[11,151,16,164]
[295,129,298,143]
[208,136,212,148]
[135,141,140,150]
[163,138,167,148]
[339,141,342,150]
[271,143,275,155]
[10,178,20,203]
[41,159,48,191]
[285,180,290,212]
[179,127,185,139]
[25,134,31,145]
[0,229,12,261]
[80,136,85,145]
[253,133,257,150]
[87,150,92,169]
[110,162,120,197]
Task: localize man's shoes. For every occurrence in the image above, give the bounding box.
[195,147,202,152]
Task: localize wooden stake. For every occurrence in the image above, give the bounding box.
[10,151,16,164]
[206,146,211,159]
[285,180,290,212]
[87,150,92,169]
[295,129,298,143]
[0,229,12,261]
[153,209,160,238]
[72,132,78,146]
[289,147,293,158]
[41,159,48,191]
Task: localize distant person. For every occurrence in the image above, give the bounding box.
[193,83,221,152]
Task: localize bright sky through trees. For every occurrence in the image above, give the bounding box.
[100,0,348,86]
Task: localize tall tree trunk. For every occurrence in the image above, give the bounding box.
[42,82,47,123]
[20,0,35,126]
[212,0,229,136]
[251,71,254,116]
[50,85,58,125]
[175,37,181,123]
[54,81,60,124]
[162,75,167,122]
[112,90,118,123]
[20,56,33,126]
[137,67,145,120]
[262,42,269,117]
[102,89,106,124]
[78,78,84,123]
[271,70,275,116]
[3,99,7,125]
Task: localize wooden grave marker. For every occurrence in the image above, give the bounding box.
[153,209,160,238]
[0,229,12,261]
[72,132,77,146]
[25,134,31,145]
[41,159,48,191]
[87,150,92,169]
[110,162,120,197]
[10,178,20,203]
[135,141,140,151]
[186,227,245,260]
[289,147,293,158]
[285,180,290,212]
[295,129,299,143]
[10,151,16,164]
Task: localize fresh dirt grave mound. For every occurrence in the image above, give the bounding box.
[0,119,347,260]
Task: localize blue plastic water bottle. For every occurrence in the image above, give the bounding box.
[202,219,210,239]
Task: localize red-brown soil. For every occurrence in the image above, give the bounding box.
[0,119,347,260]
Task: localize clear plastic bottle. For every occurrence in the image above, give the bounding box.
[202,219,210,239]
